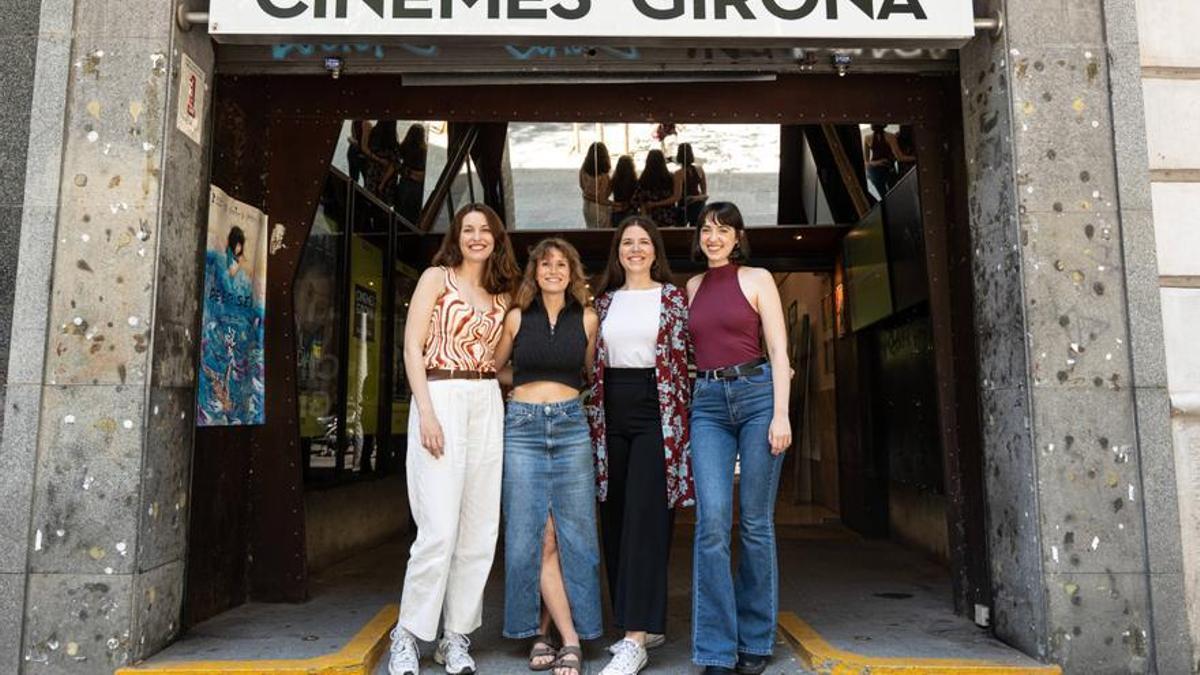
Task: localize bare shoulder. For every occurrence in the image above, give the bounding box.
[686,273,705,296]
[739,265,773,285]
[417,265,446,288]
[505,306,523,329]
[583,307,600,330]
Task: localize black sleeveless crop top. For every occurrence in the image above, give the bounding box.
[512,299,588,390]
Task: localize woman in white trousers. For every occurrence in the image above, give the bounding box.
[388,203,521,675]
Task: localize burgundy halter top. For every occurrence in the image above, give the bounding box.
[688,265,763,370]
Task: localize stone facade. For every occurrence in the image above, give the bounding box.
[1137,0,1200,671]
[0,0,1195,673]
[0,0,214,671]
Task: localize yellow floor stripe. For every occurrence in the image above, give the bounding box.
[778,612,1062,675]
[116,604,397,675]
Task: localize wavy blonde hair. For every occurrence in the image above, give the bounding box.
[513,238,592,311]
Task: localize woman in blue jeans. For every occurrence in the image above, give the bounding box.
[493,238,602,675]
[686,202,792,675]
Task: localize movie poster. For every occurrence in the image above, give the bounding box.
[197,186,268,426]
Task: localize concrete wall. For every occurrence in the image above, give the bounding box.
[1137,0,1200,670]
[960,0,1191,670]
[304,476,410,573]
[0,0,216,671]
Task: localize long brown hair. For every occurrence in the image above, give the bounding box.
[597,215,673,295]
[430,203,520,296]
[513,238,592,311]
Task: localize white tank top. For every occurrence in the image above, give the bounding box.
[602,287,662,368]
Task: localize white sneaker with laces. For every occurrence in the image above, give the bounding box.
[434,631,476,674]
[388,626,420,675]
[608,633,664,653]
[599,638,648,675]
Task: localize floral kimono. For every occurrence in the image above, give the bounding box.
[585,283,695,508]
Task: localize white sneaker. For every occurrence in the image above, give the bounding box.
[388,626,420,675]
[434,631,476,674]
[608,633,664,653]
[599,638,648,675]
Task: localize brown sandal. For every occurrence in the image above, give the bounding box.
[553,645,583,675]
[528,634,559,671]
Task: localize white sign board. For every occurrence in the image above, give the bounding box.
[209,0,974,42]
[176,53,207,146]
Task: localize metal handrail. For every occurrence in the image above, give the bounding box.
[418,124,481,233]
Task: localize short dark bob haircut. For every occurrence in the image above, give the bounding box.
[692,201,751,263]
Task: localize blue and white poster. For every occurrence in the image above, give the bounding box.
[198,186,268,426]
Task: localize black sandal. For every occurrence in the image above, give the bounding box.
[528,634,559,671]
[553,645,583,675]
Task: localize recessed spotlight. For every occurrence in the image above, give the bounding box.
[794,234,804,241]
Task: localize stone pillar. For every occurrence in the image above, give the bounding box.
[0,0,214,671]
[961,0,1192,671]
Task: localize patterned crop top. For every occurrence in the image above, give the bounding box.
[423,267,508,372]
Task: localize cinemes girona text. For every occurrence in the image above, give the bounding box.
[255,0,928,22]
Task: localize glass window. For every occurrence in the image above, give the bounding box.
[508,122,781,229]
[296,175,348,478]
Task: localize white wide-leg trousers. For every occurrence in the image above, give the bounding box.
[397,378,504,641]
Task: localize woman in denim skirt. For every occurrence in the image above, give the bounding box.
[493,238,602,675]
[686,202,792,675]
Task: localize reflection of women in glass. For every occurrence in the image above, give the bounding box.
[673,143,708,227]
[863,124,915,199]
[580,142,613,229]
[586,217,694,675]
[365,120,402,203]
[634,150,683,228]
[687,202,792,675]
[492,239,602,675]
[346,120,374,186]
[387,203,521,675]
[609,155,639,227]
[393,123,428,226]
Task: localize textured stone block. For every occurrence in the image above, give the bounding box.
[1010,48,1119,217]
[0,383,43,573]
[131,560,183,661]
[43,37,175,387]
[1147,572,1196,675]
[8,205,56,386]
[29,386,143,575]
[1021,212,1132,391]
[0,572,24,674]
[136,387,192,571]
[22,34,71,210]
[1134,388,1183,574]
[1105,48,1154,214]
[1032,388,1147,575]
[1043,570,1151,672]
[978,385,1048,657]
[971,212,1027,392]
[0,206,21,374]
[23,572,134,673]
[1120,210,1167,390]
[1005,0,1105,49]
[0,0,43,37]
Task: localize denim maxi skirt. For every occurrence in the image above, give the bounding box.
[502,398,604,640]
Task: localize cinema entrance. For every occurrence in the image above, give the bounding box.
[149,26,1072,667]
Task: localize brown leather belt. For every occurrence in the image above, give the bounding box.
[426,369,496,381]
